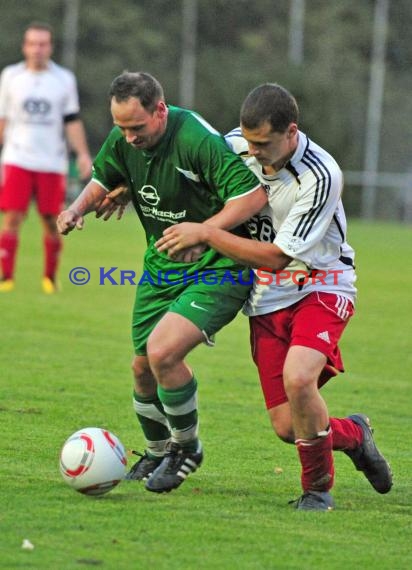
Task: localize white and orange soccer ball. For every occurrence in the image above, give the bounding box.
[59,427,127,496]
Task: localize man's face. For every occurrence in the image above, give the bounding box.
[241,121,297,170]
[111,97,168,150]
[22,29,53,70]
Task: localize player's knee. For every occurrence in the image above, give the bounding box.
[2,212,24,232]
[41,214,58,235]
[284,370,316,400]
[146,341,179,374]
[131,357,143,378]
[131,356,156,393]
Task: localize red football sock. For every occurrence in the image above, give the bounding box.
[296,428,334,492]
[44,235,62,280]
[0,231,18,279]
[330,417,363,450]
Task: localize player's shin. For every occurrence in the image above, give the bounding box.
[0,231,18,280]
[157,377,199,452]
[133,392,171,457]
[296,427,334,492]
[44,234,62,281]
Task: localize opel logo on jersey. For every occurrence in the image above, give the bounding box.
[138,185,160,206]
[23,98,51,115]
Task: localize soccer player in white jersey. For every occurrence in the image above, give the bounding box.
[0,22,92,293]
[156,83,392,510]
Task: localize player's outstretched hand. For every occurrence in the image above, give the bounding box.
[95,185,130,221]
[57,209,84,235]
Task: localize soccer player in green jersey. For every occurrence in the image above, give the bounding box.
[57,71,267,493]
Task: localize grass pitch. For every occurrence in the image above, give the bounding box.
[0,211,411,569]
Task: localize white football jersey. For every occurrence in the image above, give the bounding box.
[0,61,80,173]
[226,128,357,315]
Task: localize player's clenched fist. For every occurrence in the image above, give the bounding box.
[57,209,84,235]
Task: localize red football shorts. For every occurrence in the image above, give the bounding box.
[0,164,66,215]
[249,292,355,409]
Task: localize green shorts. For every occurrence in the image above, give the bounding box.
[131,268,252,355]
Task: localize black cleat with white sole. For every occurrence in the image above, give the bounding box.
[145,441,203,493]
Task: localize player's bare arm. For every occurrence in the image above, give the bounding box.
[205,185,267,230]
[57,180,107,235]
[156,184,269,261]
[64,119,92,180]
[156,222,291,270]
[0,117,6,146]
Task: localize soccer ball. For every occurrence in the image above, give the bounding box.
[59,427,127,496]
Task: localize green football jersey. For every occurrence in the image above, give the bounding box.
[92,106,260,275]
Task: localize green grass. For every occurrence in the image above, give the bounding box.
[0,212,411,569]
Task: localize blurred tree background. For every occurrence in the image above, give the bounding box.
[0,0,411,219]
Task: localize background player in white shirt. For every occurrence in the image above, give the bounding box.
[156,83,392,510]
[0,22,92,293]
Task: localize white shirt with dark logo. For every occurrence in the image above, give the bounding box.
[0,61,80,173]
[226,128,357,315]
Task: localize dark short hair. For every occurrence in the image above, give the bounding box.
[24,21,53,41]
[109,72,164,112]
[240,83,299,133]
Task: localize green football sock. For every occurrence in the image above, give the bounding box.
[157,377,199,452]
[133,391,171,458]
